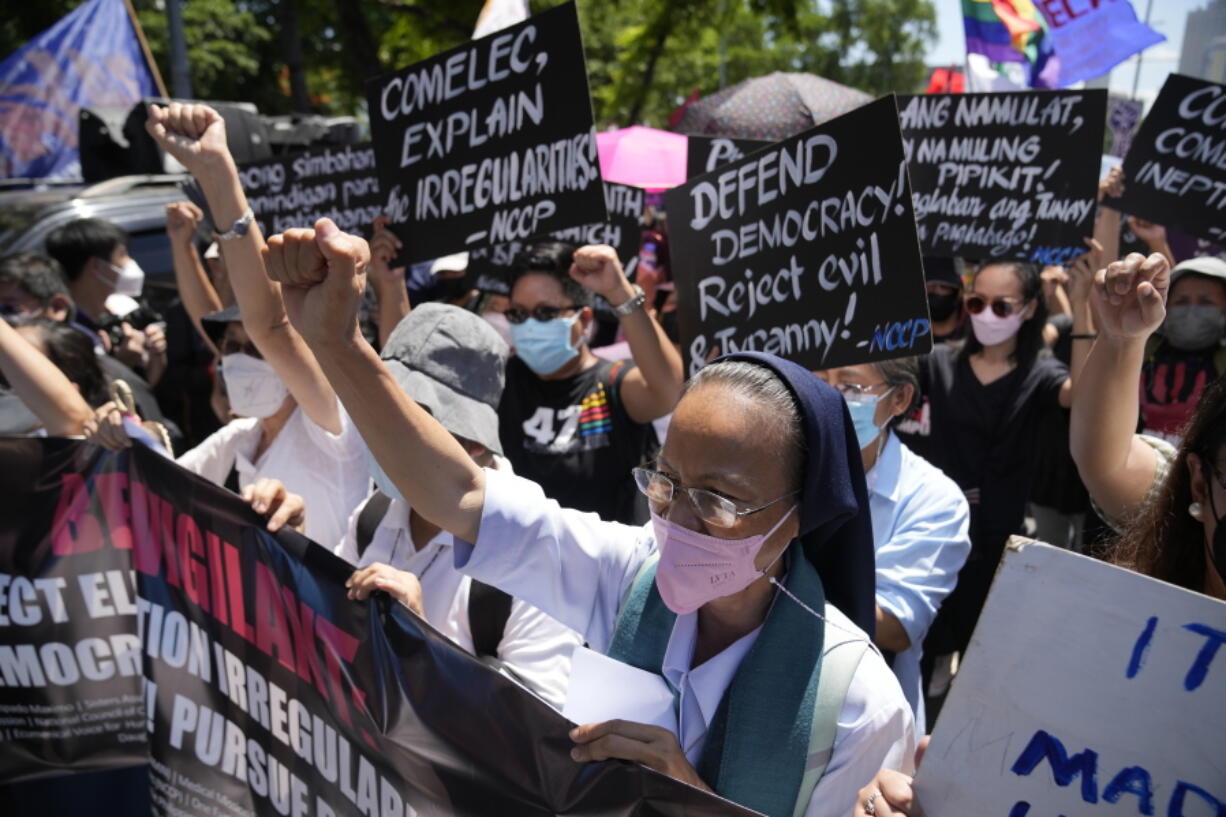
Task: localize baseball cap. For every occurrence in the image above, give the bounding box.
[1170,256,1226,289]
[430,252,469,276]
[380,302,508,455]
[922,256,962,289]
[200,303,241,349]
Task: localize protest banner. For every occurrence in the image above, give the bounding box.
[0,438,758,817]
[686,136,771,178]
[365,2,607,264]
[1107,74,1226,244]
[0,440,146,782]
[914,539,1225,817]
[466,180,645,295]
[236,143,385,239]
[665,96,931,376]
[899,89,1107,265]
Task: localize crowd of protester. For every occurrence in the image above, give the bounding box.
[0,102,1222,817]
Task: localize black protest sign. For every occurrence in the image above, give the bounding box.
[0,439,145,782]
[666,96,930,375]
[467,180,645,295]
[899,89,1106,265]
[1106,74,1226,244]
[365,2,606,264]
[236,143,385,239]
[687,136,771,178]
[0,438,756,816]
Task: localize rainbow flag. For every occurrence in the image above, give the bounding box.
[962,0,1059,90]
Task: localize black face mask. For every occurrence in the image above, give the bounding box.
[927,290,961,322]
[659,310,680,344]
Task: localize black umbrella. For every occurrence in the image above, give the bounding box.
[676,71,872,140]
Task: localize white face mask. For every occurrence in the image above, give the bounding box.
[221,353,290,419]
[102,258,145,298]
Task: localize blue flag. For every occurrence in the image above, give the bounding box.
[1036,0,1165,87]
[0,0,159,179]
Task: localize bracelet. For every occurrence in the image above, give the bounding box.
[611,284,646,317]
[1069,333,1098,340]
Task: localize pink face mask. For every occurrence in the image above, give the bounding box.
[652,505,797,615]
[969,308,1026,346]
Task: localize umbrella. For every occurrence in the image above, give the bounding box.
[596,125,688,190]
[675,72,872,141]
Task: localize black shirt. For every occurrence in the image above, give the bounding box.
[499,356,658,524]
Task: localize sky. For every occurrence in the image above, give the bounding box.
[925,0,1212,107]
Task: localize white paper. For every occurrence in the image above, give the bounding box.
[563,646,677,736]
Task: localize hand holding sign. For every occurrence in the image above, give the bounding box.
[1093,252,1170,340]
[263,218,370,348]
[569,719,711,793]
[145,102,232,177]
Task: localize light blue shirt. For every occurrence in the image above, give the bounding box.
[867,431,971,734]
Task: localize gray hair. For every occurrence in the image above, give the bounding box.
[871,356,921,425]
[682,360,806,491]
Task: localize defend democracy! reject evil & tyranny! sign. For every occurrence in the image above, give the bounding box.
[915,540,1225,817]
[666,95,931,376]
[899,89,1107,265]
[364,2,607,264]
[1107,74,1226,244]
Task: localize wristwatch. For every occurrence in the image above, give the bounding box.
[611,284,646,317]
[214,207,255,242]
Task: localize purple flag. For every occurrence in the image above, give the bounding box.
[0,0,159,179]
[1036,0,1165,87]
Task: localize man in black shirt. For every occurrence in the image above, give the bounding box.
[499,242,683,524]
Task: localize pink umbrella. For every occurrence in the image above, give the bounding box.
[596,126,688,191]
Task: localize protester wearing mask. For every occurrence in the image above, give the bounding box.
[336,304,580,709]
[1138,256,1226,441]
[917,262,1072,683]
[820,360,970,733]
[0,251,172,437]
[260,219,914,817]
[498,241,683,524]
[43,218,167,385]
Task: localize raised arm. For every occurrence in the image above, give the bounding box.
[165,201,224,354]
[0,320,94,435]
[264,219,485,542]
[145,103,342,433]
[1069,252,1170,522]
[570,245,683,422]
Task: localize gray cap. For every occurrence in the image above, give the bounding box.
[381,302,508,456]
[1171,256,1226,289]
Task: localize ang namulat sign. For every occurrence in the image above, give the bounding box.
[364,2,607,264]
[1107,74,1226,244]
[900,89,1106,265]
[915,540,1225,817]
[666,96,931,376]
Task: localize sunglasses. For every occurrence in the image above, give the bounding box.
[964,294,1030,318]
[504,304,580,325]
[632,466,796,529]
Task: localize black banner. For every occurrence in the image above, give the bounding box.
[899,89,1106,264]
[686,136,771,179]
[466,180,645,295]
[364,2,607,264]
[236,143,385,239]
[1106,74,1226,244]
[0,439,757,817]
[665,96,931,376]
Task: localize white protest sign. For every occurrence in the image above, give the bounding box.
[915,540,1225,817]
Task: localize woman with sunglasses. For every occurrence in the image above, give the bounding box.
[497,240,683,525]
[266,221,915,817]
[917,261,1073,665]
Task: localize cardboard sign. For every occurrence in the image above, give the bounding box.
[686,136,771,178]
[364,2,606,264]
[1107,74,1226,244]
[665,96,930,376]
[900,90,1107,265]
[466,180,644,295]
[236,143,384,238]
[915,540,1226,817]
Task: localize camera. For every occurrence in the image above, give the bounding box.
[96,304,164,353]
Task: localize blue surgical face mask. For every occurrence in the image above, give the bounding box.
[364,445,405,503]
[509,315,580,375]
[844,389,892,450]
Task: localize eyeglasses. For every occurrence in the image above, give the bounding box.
[504,304,579,325]
[632,466,797,529]
[964,294,1029,318]
[220,338,263,359]
[831,381,891,398]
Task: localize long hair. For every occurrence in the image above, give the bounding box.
[7,317,109,408]
[959,261,1047,366]
[1111,375,1226,590]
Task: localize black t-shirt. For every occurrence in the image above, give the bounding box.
[906,345,1069,539]
[499,356,658,525]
